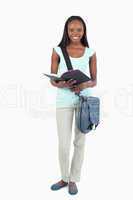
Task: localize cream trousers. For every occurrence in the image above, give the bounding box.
[56,106,86,182]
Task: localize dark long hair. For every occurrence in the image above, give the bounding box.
[58,16,89,48]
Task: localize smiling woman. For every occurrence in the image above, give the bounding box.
[49,16,97,195]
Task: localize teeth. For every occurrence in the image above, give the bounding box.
[73,37,79,39]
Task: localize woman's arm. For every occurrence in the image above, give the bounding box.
[50,49,61,87]
[51,48,59,74]
[87,52,97,87]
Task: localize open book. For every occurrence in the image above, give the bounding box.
[43,69,91,85]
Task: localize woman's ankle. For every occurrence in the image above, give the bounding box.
[61,179,68,184]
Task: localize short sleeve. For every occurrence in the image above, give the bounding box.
[53,46,60,57]
[88,48,96,57]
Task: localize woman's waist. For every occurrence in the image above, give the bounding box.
[56,87,92,97]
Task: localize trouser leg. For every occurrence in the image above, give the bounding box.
[56,107,74,182]
[70,106,86,182]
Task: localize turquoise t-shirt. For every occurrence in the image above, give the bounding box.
[54,46,95,108]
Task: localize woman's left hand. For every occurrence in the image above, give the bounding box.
[70,82,88,93]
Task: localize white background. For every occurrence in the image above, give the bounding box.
[0,0,133,199]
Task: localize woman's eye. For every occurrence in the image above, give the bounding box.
[77,29,82,32]
[70,29,74,32]
[69,28,82,33]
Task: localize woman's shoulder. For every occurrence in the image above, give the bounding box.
[86,47,96,57]
[53,46,61,56]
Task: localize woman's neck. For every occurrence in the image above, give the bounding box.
[68,42,83,48]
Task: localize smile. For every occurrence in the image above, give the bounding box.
[72,36,80,40]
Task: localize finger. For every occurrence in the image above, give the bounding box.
[67,79,77,83]
[66,79,74,83]
[71,79,77,83]
[58,81,65,85]
[52,81,58,85]
[59,80,65,83]
[68,80,77,86]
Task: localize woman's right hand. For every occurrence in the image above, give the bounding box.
[50,79,77,88]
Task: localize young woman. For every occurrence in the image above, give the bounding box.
[50,16,97,195]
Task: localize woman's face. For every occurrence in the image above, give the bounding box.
[67,20,84,43]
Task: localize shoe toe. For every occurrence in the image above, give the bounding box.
[51,184,60,190]
[69,190,78,195]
